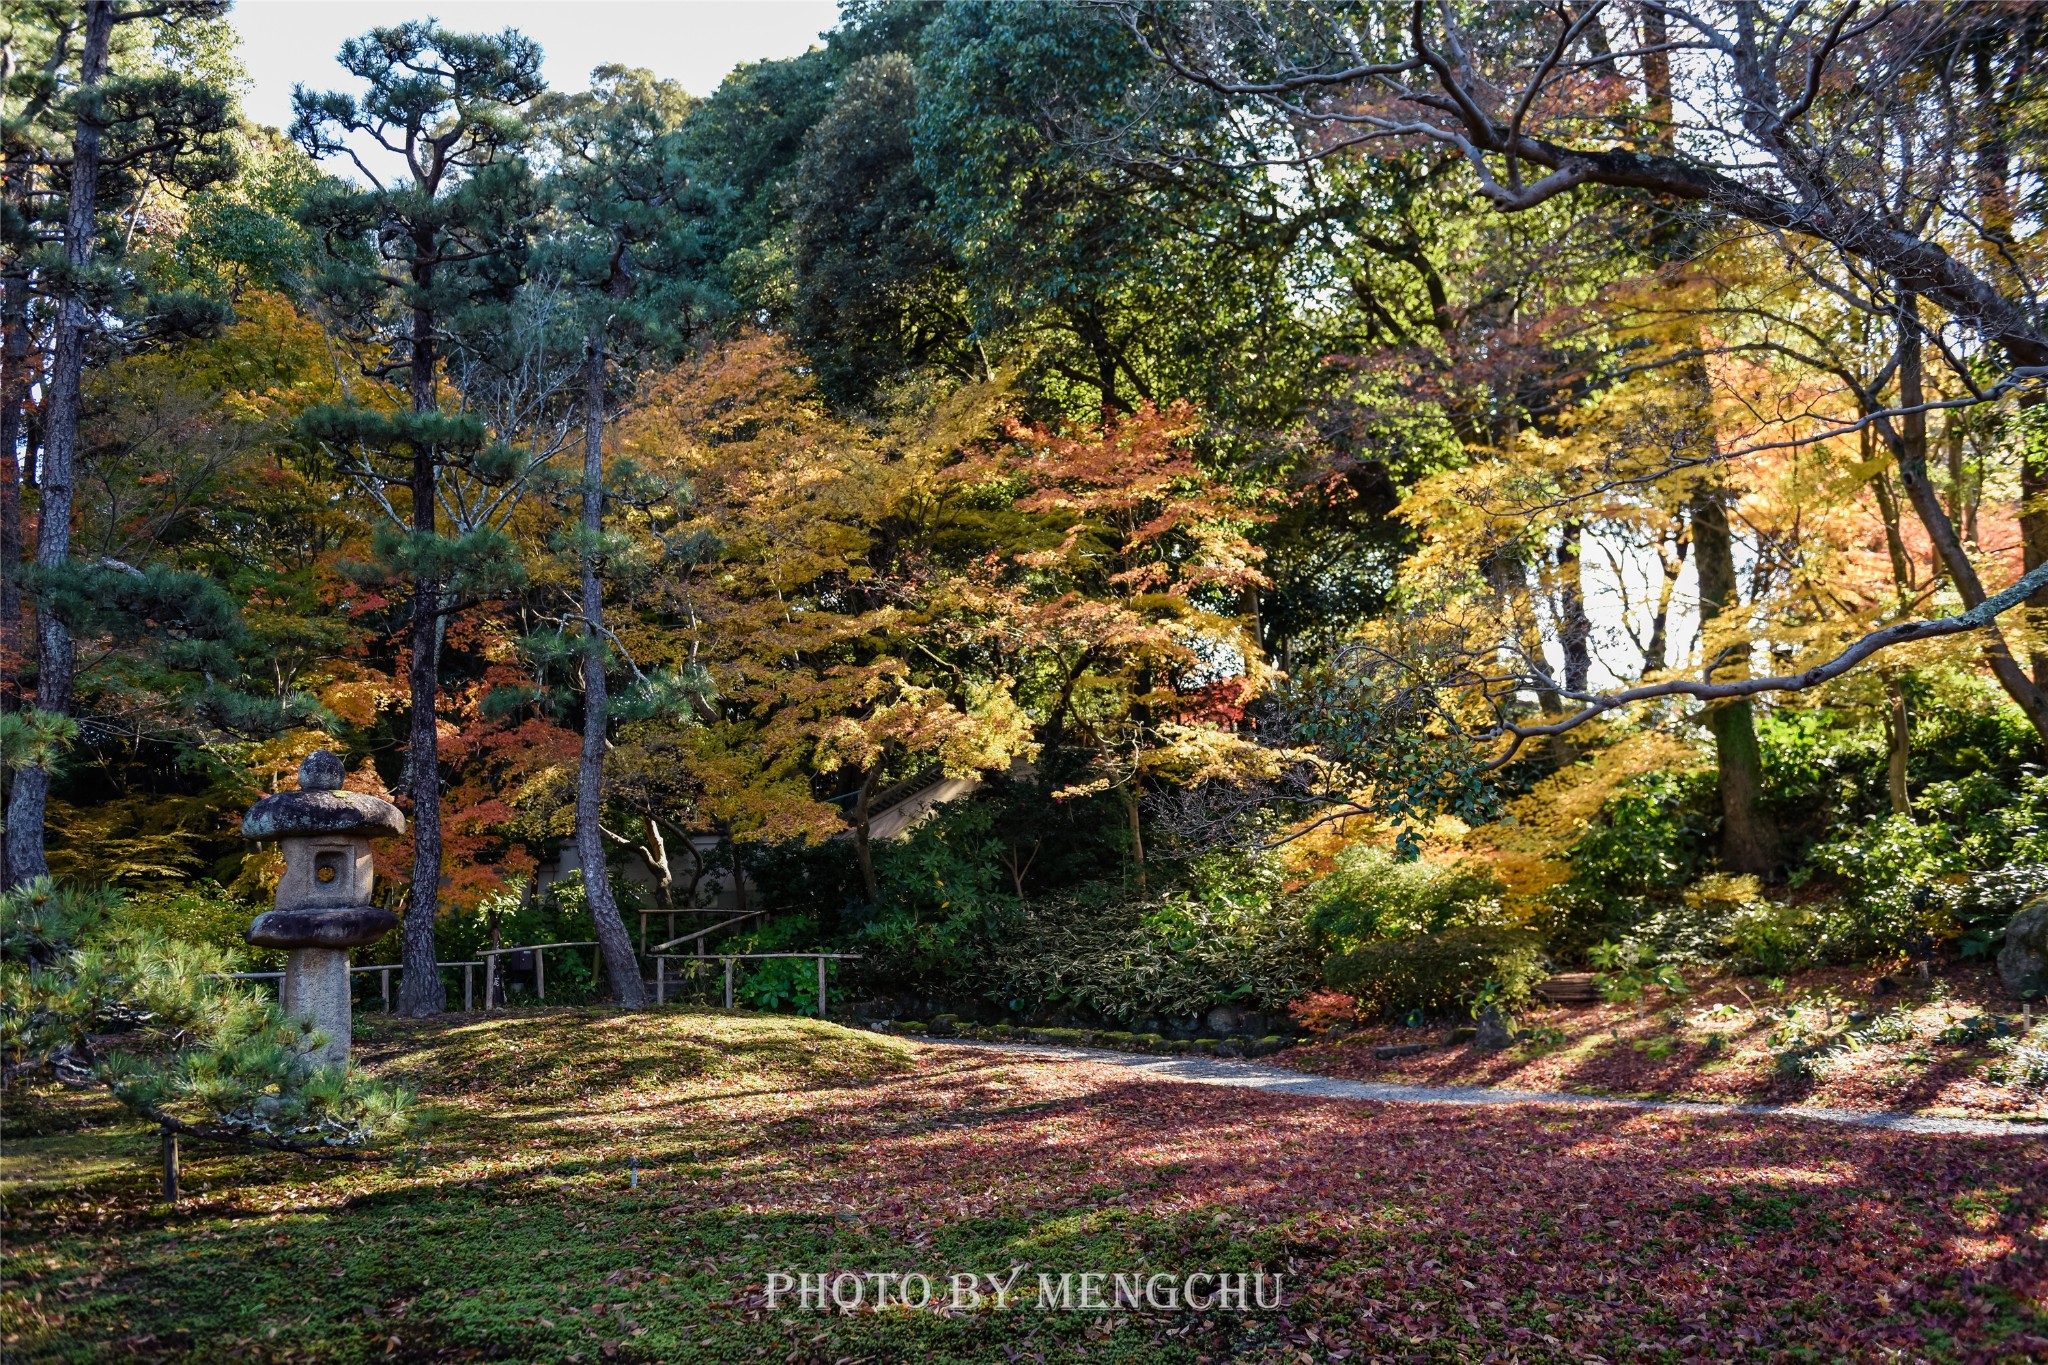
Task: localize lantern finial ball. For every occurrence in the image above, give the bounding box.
[299,749,345,792]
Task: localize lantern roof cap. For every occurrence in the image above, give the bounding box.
[241,750,404,841]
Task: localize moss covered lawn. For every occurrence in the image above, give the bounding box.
[5,1007,2047,1363]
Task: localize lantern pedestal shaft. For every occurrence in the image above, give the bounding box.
[283,947,353,1067]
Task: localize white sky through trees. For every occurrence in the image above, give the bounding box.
[228,0,838,132]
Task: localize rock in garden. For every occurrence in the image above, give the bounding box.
[1206,1004,1243,1034]
[1999,898,2048,999]
[1474,1005,1513,1051]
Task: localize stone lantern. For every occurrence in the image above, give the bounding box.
[241,750,405,1067]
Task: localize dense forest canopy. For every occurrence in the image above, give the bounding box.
[6,0,2048,1042]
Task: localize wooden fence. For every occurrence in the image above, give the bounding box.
[223,960,484,1011]
[650,951,860,1015]
[225,943,857,1019]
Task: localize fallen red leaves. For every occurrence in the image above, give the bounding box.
[8,1010,2046,1363]
[1283,963,2047,1121]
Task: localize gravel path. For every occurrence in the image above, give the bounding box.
[916,1035,2047,1138]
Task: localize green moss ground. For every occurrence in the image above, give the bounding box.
[4,1008,2045,1363]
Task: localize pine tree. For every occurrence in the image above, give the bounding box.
[3,0,237,888]
[292,23,545,1016]
[536,69,713,1005]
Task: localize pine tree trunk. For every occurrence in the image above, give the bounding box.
[576,340,644,1007]
[1689,483,1776,877]
[0,169,28,720]
[0,169,30,885]
[3,1,111,889]
[397,268,446,1016]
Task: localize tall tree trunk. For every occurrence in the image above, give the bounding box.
[575,339,644,1007]
[1646,0,1775,871]
[0,169,30,884]
[727,825,748,916]
[1942,413,1976,547]
[397,262,447,1016]
[3,1,111,889]
[1555,521,1592,692]
[1124,778,1146,896]
[2020,388,2048,687]
[1637,4,1674,141]
[1689,481,1776,877]
[851,761,883,906]
[1872,459,1916,819]
[1640,528,1686,677]
[1881,292,2048,748]
[1486,545,1564,718]
[1884,675,1913,818]
[0,167,28,718]
[1551,520,1593,765]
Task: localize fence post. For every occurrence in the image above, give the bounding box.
[380,966,391,1011]
[160,1127,179,1202]
[816,955,827,1019]
[723,957,733,1010]
[536,946,545,1002]
[484,953,496,1012]
[655,956,665,1006]
[463,964,473,1013]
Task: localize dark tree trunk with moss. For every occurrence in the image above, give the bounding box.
[1689,483,1776,878]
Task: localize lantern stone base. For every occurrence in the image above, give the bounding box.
[281,947,354,1067]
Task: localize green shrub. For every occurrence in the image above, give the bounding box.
[1324,926,1544,1018]
[1715,889,1817,973]
[1309,846,1503,943]
[122,880,280,971]
[1937,1015,2016,1046]
[1565,772,1712,900]
[1990,1029,2048,1090]
[1588,939,1689,1001]
[2,879,411,1149]
[977,885,1318,1026]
